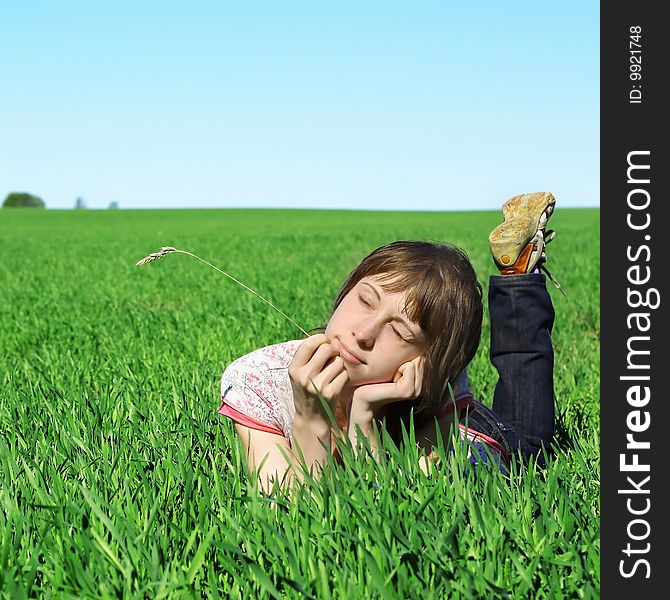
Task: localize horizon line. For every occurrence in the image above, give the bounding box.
[12,204,601,213]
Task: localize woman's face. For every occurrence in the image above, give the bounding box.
[325,275,426,386]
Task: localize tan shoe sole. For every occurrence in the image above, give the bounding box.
[489,192,555,270]
[501,192,555,222]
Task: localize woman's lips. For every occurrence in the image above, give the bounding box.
[337,340,365,365]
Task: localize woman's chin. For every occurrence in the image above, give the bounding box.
[348,372,395,387]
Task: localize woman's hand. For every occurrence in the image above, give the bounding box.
[287,334,350,474]
[347,355,424,455]
[288,334,350,422]
[351,355,425,414]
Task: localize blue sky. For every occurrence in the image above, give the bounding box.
[1,1,599,211]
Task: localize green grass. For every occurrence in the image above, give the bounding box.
[0,207,600,598]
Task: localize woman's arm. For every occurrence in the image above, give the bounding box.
[287,334,349,471]
[414,413,455,475]
[235,415,332,493]
[236,334,350,492]
[347,356,424,456]
[235,424,293,493]
[347,403,379,456]
[348,405,454,475]
[345,357,460,475]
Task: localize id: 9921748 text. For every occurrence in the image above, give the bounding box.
[629,26,642,104]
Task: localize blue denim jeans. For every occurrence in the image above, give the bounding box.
[465,273,555,467]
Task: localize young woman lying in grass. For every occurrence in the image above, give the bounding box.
[218,192,559,492]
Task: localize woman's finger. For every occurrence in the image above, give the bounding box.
[396,358,424,399]
[312,355,346,392]
[396,362,415,396]
[322,368,349,400]
[306,342,339,376]
[290,334,330,370]
[414,356,424,397]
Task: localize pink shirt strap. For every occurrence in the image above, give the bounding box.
[459,424,511,467]
[218,401,284,437]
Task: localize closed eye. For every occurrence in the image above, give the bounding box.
[391,326,410,342]
[358,295,372,308]
[359,294,413,342]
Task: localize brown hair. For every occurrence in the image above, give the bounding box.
[331,240,483,420]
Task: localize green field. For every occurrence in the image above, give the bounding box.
[0,207,600,598]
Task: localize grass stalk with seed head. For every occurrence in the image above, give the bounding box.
[136,246,309,336]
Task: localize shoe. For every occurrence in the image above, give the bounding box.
[489,192,564,292]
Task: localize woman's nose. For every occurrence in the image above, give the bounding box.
[353,317,379,347]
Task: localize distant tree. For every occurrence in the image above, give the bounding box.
[75,197,86,209]
[108,201,119,210]
[2,192,46,208]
